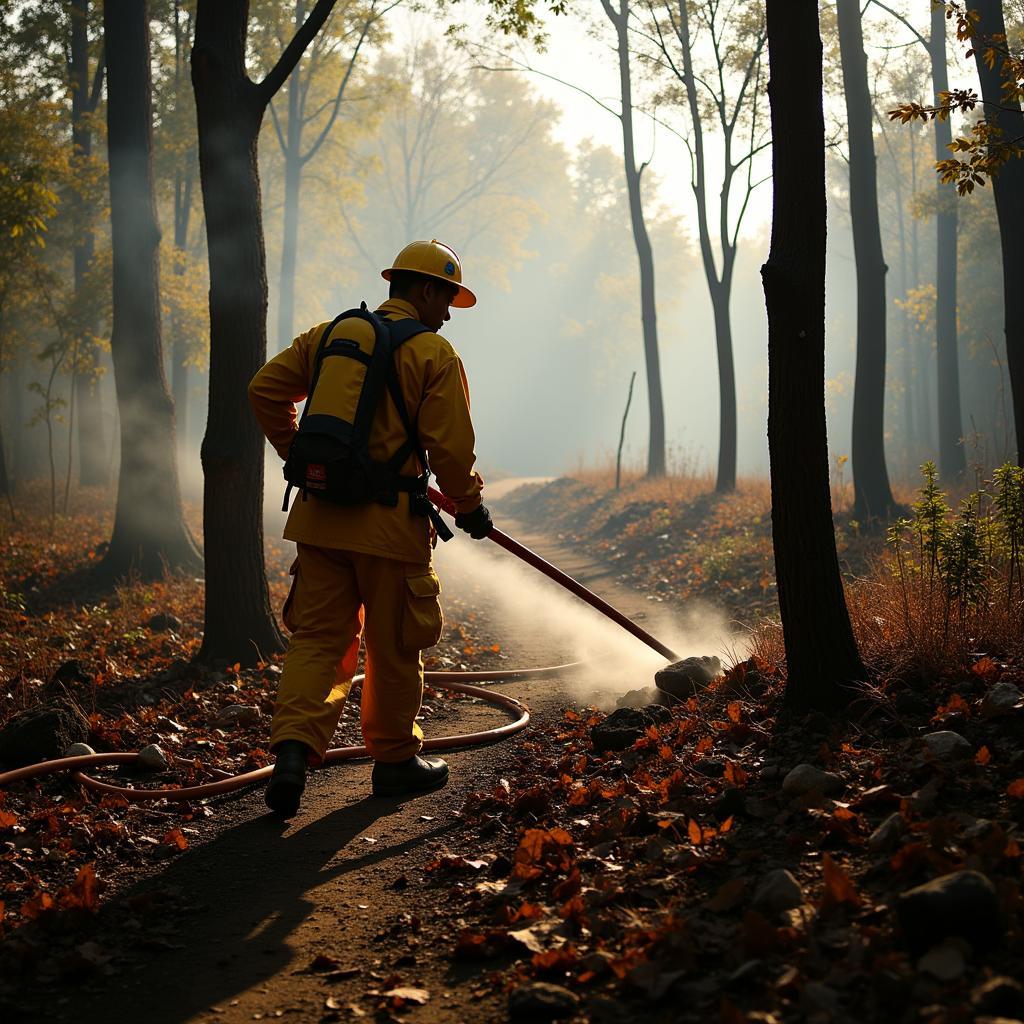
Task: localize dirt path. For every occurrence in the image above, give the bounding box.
[37,507,659,1024]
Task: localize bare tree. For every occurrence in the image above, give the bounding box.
[267,0,395,348]
[642,0,769,492]
[836,0,896,519]
[873,0,966,479]
[191,0,341,665]
[101,0,199,580]
[598,0,666,477]
[762,0,866,710]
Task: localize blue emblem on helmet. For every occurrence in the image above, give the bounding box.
[444,261,456,276]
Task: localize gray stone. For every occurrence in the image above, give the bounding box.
[801,982,840,1014]
[753,869,804,915]
[655,655,722,700]
[918,942,966,981]
[0,704,89,767]
[615,686,662,710]
[896,870,1001,951]
[508,982,580,1019]
[590,705,669,754]
[137,743,169,771]
[213,704,262,728]
[920,730,972,762]
[781,763,844,797]
[868,812,906,853]
[971,976,1024,1018]
[982,681,1022,717]
[64,742,96,758]
[148,612,183,633]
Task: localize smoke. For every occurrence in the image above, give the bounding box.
[433,531,748,710]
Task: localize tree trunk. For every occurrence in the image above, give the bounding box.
[608,0,665,477]
[70,0,107,487]
[100,0,199,581]
[276,7,304,350]
[761,0,866,711]
[710,284,737,492]
[0,418,9,498]
[931,5,966,480]
[836,0,896,520]
[192,1,285,664]
[971,0,1024,465]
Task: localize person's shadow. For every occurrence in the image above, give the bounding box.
[39,788,458,1024]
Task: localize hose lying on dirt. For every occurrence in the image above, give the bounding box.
[0,498,679,803]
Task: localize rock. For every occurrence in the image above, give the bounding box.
[615,686,662,710]
[137,744,169,771]
[918,942,966,981]
[64,743,96,758]
[213,704,261,728]
[920,730,972,762]
[801,982,840,1015]
[49,660,92,689]
[753,869,804,915]
[868,812,906,853]
[590,705,668,753]
[982,681,1022,717]
[148,612,183,633]
[971,976,1024,1018]
[896,870,1001,951]
[781,763,844,797]
[0,704,90,767]
[508,981,580,1019]
[654,655,721,699]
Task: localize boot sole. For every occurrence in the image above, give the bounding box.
[371,770,449,799]
[265,775,304,817]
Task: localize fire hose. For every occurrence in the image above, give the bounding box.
[0,492,679,802]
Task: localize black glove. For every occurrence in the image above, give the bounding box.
[455,503,493,540]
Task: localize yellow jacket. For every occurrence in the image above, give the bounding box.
[249,298,483,562]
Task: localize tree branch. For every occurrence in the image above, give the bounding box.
[258,0,339,104]
[867,0,929,52]
[87,47,106,112]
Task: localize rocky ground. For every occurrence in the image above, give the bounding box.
[2,484,1023,1023]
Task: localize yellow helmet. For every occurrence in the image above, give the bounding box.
[381,239,477,308]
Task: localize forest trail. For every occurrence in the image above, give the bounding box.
[55,498,660,1024]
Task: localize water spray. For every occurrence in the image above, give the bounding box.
[0,496,681,801]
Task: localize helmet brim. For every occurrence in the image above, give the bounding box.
[381,268,477,309]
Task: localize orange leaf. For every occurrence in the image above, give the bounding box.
[724,761,749,787]
[658,744,674,762]
[162,828,188,850]
[688,818,703,845]
[0,809,17,829]
[971,656,999,679]
[821,853,861,908]
[60,863,99,912]
[695,736,713,755]
[21,891,55,920]
[719,815,734,833]
[1007,778,1024,798]
[727,701,743,724]
[975,745,991,766]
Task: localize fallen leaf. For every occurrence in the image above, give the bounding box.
[383,987,430,1006]
[1007,778,1024,798]
[508,926,545,953]
[162,828,188,851]
[688,818,702,845]
[975,745,991,766]
[821,853,861,908]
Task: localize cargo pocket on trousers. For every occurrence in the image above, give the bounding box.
[401,570,443,652]
[282,557,300,633]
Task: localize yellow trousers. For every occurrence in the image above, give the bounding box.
[271,543,444,764]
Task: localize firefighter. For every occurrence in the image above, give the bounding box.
[248,240,492,816]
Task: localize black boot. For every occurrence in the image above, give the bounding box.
[265,740,308,816]
[371,754,449,797]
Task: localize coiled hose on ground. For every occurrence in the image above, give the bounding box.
[0,491,678,803]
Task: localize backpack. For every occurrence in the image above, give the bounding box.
[281,303,453,541]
